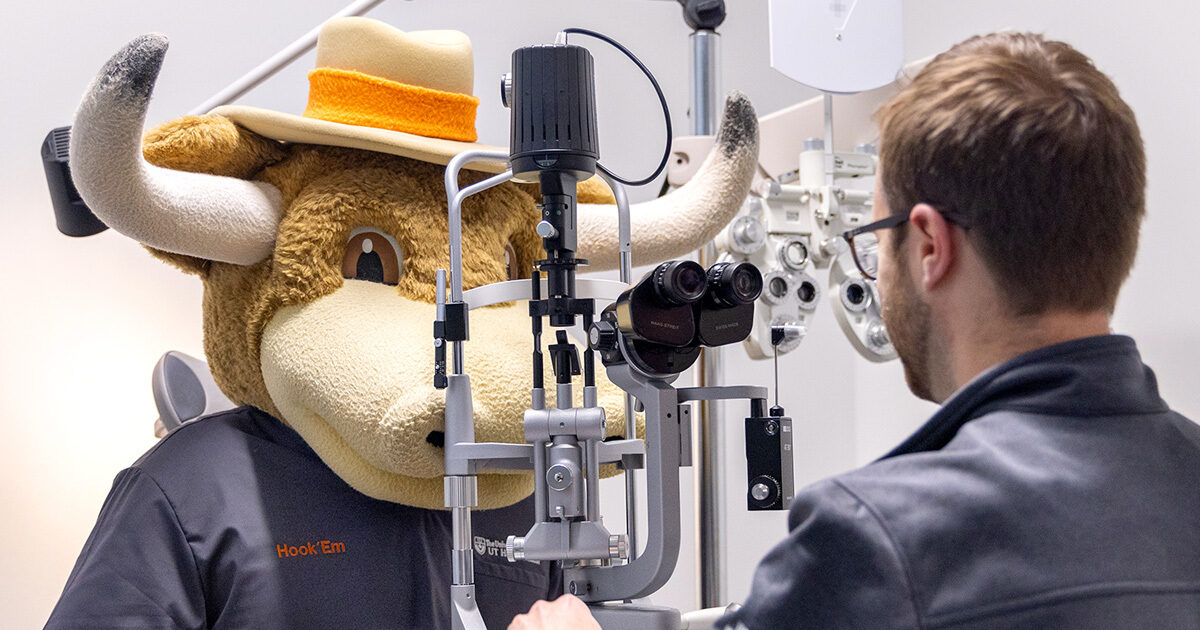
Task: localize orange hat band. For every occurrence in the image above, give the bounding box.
[303,68,481,143]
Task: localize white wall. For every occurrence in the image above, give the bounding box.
[850,0,1200,461]
[0,1,806,624]
[716,0,1200,607]
[2,0,1198,626]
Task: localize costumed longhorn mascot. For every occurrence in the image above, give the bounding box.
[47,17,758,629]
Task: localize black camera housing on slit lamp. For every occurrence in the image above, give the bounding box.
[592,259,763,377]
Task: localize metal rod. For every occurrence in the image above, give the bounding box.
[594,170,633,284]
[188,0,387,115]
[824,93,835,188]
[533,440,548,522]
[451,511,473,584]
[697,252,725,608]
[436,270,447,319]
[774,343,780,409]
[623,391,638,561]
[444,152,512,302]
[557,383,572,410]
[532,270,544,390]
[452,342,464,375]
[446,475,478,585]
[595,168,637,556]
[586,438,601,521]
[691,26,725,609]
[689,30,721,136]
[583,313,596,388]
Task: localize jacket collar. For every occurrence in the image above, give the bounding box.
[882,334,1168,459]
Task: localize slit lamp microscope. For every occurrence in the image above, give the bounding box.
[432,29,793,630]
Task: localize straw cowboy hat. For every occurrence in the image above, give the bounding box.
[212,17,507,172]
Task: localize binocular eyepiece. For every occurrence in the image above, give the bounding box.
[706,261,764,307]
[593,260,763,376]
[651,260,763,308]
[653,260,707,305]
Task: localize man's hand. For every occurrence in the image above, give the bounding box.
[508,594,602,630]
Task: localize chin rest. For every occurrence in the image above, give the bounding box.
[151,351,235,437]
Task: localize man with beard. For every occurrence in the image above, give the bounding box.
[510,31,1200,630]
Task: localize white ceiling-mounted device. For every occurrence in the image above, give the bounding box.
[768,0,904,94]
[672,2,913,362]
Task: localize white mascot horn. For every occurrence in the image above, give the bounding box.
[577,92,760,270]
[70,35,283,266]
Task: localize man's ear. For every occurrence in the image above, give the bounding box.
[139,115,287,275]
[907,203,958,292]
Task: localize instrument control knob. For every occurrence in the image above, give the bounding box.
[499,73,514,108]
[588,321,619,352]
[536,220,559,239]
[506,535,525,562]
[609,534,628,560]
[748,474,781,508]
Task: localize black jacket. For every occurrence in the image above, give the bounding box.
[45,407,558,629]
[719,335,1200,629]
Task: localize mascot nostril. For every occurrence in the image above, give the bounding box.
[55,15,760,628]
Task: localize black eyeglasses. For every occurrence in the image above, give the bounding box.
[840,208,970,280]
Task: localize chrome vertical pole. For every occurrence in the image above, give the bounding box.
[689,30,721,137]
[596,169,638,561]
[824,93,835,188]
[690,26,726,610]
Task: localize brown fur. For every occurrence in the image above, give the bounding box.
[141,116,546,420]
[141,115,628,424]
[138,116,638,505]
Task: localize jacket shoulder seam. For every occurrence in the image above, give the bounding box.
[126,466,209,626]
[133,406,252,467]
[831,478,926,630]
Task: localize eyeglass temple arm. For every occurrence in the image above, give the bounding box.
[842,212,908,240]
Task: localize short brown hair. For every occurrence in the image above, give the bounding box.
[876,32,1145,315]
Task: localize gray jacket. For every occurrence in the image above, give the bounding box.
[719,335,1200,629]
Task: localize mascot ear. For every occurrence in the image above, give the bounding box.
[575,176,616,205]
[507,176,614,277]
[138,115,287,275]
[143,115,286,180]
[513,176,615,205]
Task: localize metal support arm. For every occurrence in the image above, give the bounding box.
[562,368,765,604]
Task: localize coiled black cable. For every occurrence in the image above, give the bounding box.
[559,27,673,188]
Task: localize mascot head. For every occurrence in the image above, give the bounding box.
[69,17,759,509]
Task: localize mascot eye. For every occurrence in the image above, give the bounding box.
[504,242,519,281]
[342,229,403,286]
